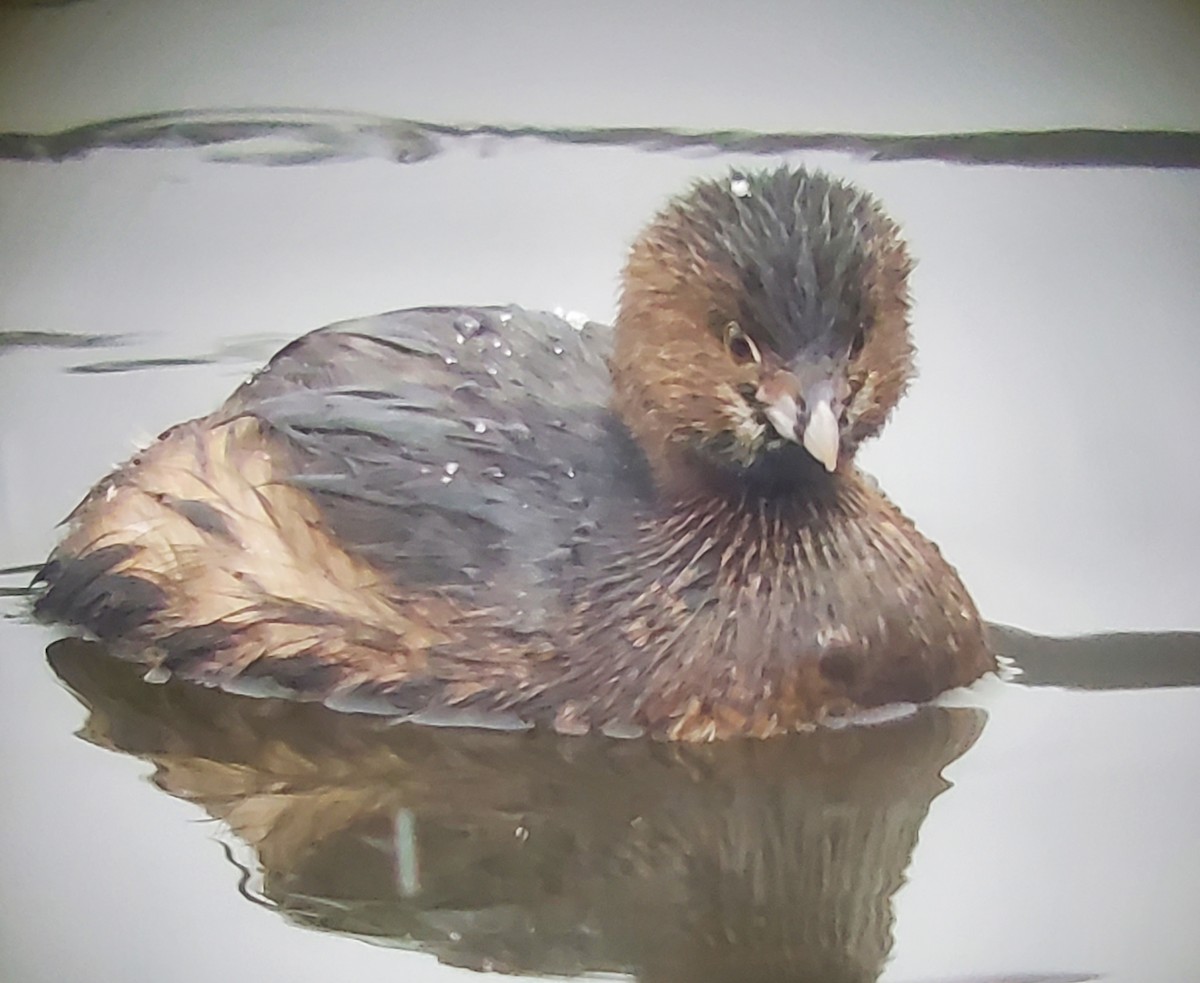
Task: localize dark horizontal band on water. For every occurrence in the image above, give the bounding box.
[2,109,1198,169]
[989,624,1200,691]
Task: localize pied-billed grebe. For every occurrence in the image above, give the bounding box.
[35,166,994,740]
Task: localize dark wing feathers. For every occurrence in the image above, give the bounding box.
[220,306,654,630]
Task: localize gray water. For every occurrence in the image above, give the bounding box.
[2,3,1200,982]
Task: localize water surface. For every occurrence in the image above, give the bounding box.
[2,4,1199,982]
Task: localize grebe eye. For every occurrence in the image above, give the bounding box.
[724,322,761,365]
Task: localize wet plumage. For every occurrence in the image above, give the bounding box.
[35,166,994,740]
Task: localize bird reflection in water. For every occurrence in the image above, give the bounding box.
[46,637,1006,983]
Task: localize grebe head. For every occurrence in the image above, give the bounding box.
[612,166,915,493]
